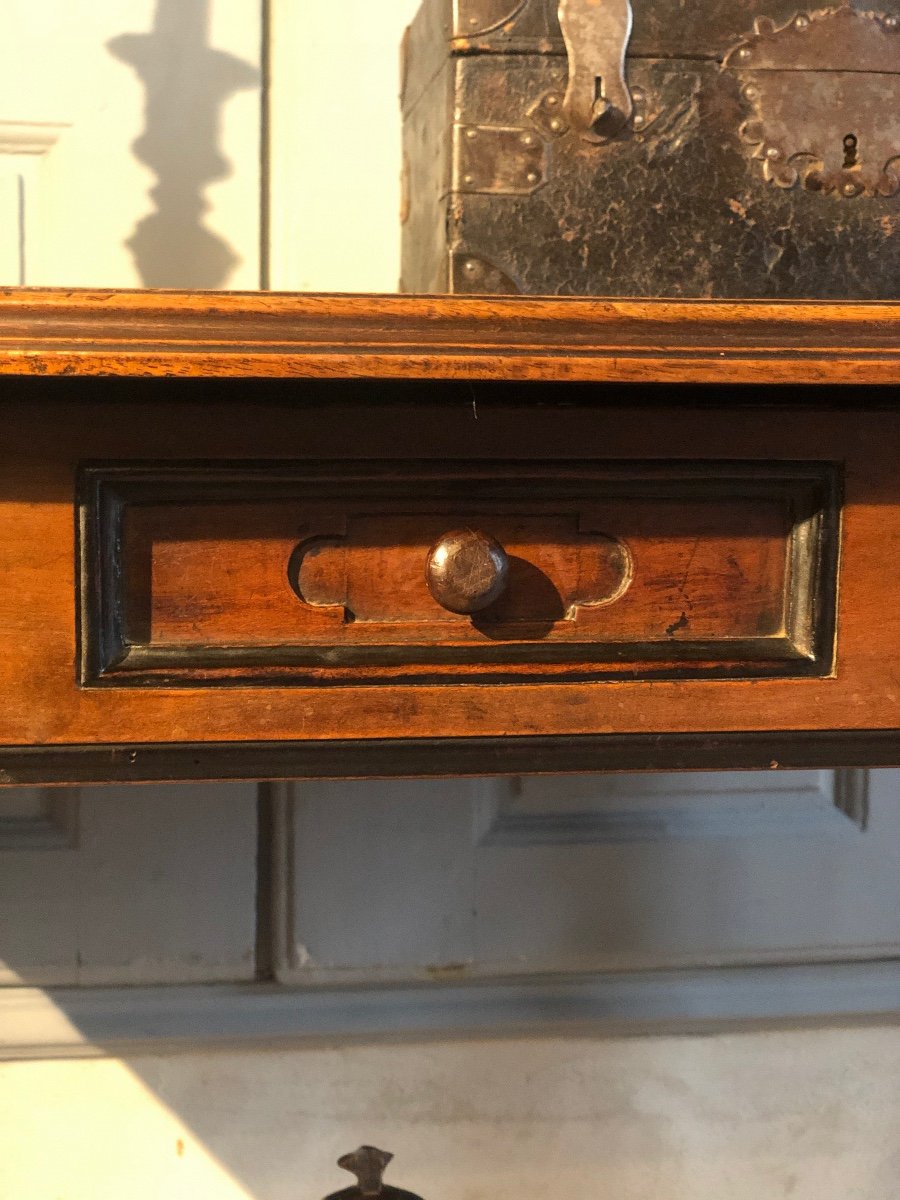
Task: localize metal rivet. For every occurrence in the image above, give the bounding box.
[633,114,645,128]
[549,117,563,132]
[465,128,478,140]
[463,259,479,274]
[544,94,560,108]
[526,171,540,184]
[463,173,475,185]
[766,145,782,161]
[520,133,535,146]
[468,15,479,25]
[885,14,898,28]
[738,46,752,59]
[743,85,759,101]
[842,180,858,196]
[794,13,809,27]
[631,87,645,102]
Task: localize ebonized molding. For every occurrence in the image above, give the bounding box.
[77,459,840,688]
[2,731,900,787]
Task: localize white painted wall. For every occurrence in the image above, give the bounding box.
[0,0,261,287]
[3,1028,900,1200]
[268,0,422,292]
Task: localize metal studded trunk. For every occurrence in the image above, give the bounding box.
[400,0,900,297]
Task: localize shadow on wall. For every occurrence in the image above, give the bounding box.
[107,0,258,288]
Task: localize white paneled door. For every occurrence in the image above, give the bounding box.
[275,770,900,985]
[0,786,258,986]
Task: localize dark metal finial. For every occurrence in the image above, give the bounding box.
[337,1147,394,1198]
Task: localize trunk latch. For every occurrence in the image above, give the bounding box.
[558,0,635,142]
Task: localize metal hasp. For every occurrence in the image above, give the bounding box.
[324,1148,426,1200]
[559,0,635,142]
[724,4,900,198]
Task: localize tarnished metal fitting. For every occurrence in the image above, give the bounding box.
[324,1147,425,1200]
[558,0,635,143]
[726,5,900,198]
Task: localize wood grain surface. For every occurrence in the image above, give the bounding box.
[80,460,835,686]
[0,392,897,748]
[0,289,898,780]
[0,287,899,383]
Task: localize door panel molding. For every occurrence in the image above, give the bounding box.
[0,788,79,851]
[0,121,68,286]
[273,770,899,985]
[480,770,870,846]
[0,120,68,156]
[0,784,258,987]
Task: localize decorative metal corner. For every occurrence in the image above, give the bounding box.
[453,0,530,39]
[449,251,523,293]
[452,124,550,195]
[528,91,570,139]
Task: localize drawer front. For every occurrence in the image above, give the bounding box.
[78,460,839,687]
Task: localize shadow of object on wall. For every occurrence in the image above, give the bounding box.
[108,0,258,288]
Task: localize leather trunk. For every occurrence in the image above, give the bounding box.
[400,0,900,298]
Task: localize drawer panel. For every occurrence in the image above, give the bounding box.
[78,460,840,687]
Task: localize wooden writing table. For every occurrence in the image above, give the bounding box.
[0,288,898,785]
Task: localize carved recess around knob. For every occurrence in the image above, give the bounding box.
[725,6,900,198]
[290,515,632,629]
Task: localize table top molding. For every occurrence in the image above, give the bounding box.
[0,287,898,384]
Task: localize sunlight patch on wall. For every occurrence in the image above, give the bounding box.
[0,1056,253,1199]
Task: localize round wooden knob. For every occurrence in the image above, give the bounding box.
[426,529,509,614]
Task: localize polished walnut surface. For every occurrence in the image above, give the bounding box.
[1,287,900,383]
[0,288,898,785]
